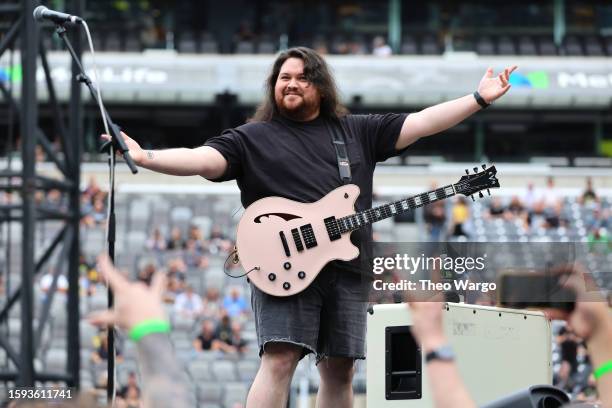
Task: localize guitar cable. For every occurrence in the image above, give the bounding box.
[223,247,259,278]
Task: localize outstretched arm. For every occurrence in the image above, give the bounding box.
[396,65,517,150]
[101,132,227,179]
[407,300,477,408]
[89,255,192,408]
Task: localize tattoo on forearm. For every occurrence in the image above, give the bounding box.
[147,151,154,160]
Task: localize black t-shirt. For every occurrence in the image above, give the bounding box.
[196,334,215,351]
[205,113,408,273]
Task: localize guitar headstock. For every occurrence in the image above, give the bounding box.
[454,164,500,200]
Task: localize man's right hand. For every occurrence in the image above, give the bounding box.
[101,131,146,165]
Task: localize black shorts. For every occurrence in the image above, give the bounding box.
[250,265,369,363]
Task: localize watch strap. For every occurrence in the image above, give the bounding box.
[473,91,490,109]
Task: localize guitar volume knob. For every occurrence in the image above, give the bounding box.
[283,282,291,290]
[298,271,306,279]
[283,262,291,270]
[268,273,276,281]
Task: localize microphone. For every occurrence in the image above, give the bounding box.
[33,5,83,25]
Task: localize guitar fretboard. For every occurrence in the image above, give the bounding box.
[334,184,457,233]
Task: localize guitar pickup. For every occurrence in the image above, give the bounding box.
[279,231,291,257]
[291,228,304,252]
[324,217,341,241]
[300,224,317,249]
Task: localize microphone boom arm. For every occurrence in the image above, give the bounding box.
[55,25,138,174]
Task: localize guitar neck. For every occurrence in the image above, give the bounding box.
[335,183,457,233]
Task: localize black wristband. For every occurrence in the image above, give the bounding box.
[473,91,490,109]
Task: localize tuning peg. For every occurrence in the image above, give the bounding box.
[473,167,478,173]
[470,195,475,202]
[465,169,469,175]
[481,164,486,170]
[487,189,491,196]
[478,191,484,198]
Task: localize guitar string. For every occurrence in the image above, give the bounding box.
[328,177,492,235]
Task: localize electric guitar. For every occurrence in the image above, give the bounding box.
[236,165,500,297]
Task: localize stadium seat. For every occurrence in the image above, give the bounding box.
[421,35,440,55]
[197,383,223,404]
[538,36,558,55]
[518,36,537,55]
[584,36,604,56]
[45,348,68,372]
[236,41,255,54]
[178,31,198,53]
[475,36,495,55]
[257,40,276,54]
[563,35,584,56]
[188,360,214,381]
[497,36,516,55]
[237,359,259,381]
[200,33,219,54]
[223,382,249,407]
[211,360,238,381]
[105,32,122,51]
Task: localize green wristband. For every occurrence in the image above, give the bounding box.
[129,319,171,342]
[594,360,612,380]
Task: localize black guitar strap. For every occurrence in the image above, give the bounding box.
[327,119,352,185]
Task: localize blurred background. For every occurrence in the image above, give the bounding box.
[0,0,611,407]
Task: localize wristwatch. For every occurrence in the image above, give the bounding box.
[473,91,490,109]
[425,345,455,363]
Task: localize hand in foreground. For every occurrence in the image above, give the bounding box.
[100,131,145,165]
[88,254,167,331]
[543,264,611,342]
[406,294,447,352]
[477,65,518,104]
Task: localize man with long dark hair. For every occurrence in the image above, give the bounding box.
[106,47,515,407]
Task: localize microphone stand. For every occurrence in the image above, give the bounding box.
[54,23,138,403]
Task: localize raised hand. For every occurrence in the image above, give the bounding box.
[477,65,518,104]
[88,254,167,331]
[100,131,146,165]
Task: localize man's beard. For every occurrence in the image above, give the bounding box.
[277,94,319,121]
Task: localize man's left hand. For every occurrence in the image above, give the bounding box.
[477,65,518,104]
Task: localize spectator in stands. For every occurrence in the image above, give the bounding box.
[88,254,191,408]
[173,284,204,319]
[193,319,222,352]
[202,286,222,320]
[424,185,447,242]
[223,286,249,320]
[207,225,232,254]
[217,321,249,354]
[137,258,158,286]
[91,197,107,225]
[118,371,139,398]
[579,177,599,207]
[183,238,207,268]
[107,46,517,408]
[523,181,537,209]
[450,197,470,237]
[39,269,68,303]
[215,313,233,345]
[145,227,167,251]
[539,176,562,211]
[84,175,102,198]
[166,226,185,250]
[485,197,505,219]
[166,257,187,282]
[372,35,392,57]
[506,195,526,218]
[91,330,123,365]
